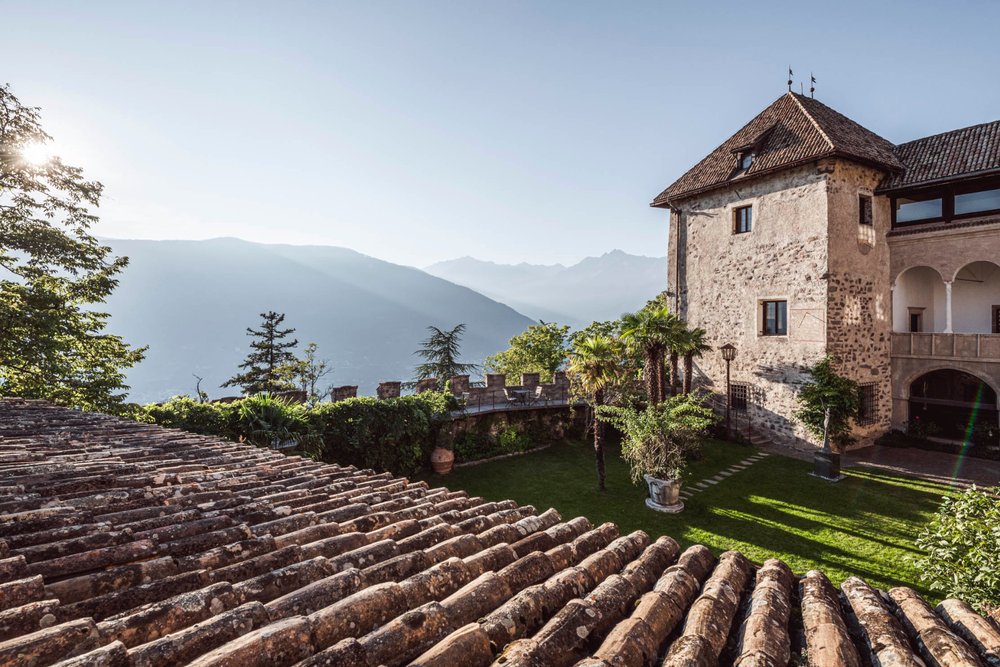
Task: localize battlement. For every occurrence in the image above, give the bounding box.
[329,372,570,404]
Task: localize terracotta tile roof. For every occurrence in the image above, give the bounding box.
[651,92,901,206]
[1,398,997,666]
[879,120,1000,191]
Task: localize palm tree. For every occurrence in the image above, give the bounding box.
[677,327,711,394]
[567,335,620,491]
[621,307,681,404]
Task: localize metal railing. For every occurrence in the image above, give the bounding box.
[451,386,575,416]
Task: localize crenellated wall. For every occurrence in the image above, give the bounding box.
[329,372,571,404]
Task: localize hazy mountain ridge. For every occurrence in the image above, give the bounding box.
[425,250,667,327]
[102,237,536,403]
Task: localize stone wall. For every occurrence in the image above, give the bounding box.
[825,161,894,445]
[671,164,830,447]
[329,372,571,404]
[446,371,569,407]
[439,404,589,462]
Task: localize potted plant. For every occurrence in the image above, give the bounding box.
[599,393,715,513]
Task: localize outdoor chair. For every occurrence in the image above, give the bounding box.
[503,388,519,405]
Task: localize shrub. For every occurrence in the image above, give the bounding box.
[139,391,458,476]
[453,424,535,462]
[234,393,311,449]
[598,392,715,483]
[305,392,457,476]
[915,485,1000,616]
[141,396,237,438]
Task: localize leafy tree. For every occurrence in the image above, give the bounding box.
[413,324,477,386]
[485,321,569,383]
[620,306,681,405]
[794,356,859,448]
[289,342,332,405]
[569,319,621,347]
[223,311,299,395]
[677,326,711,395]
[567,335,622,491]
[915,485,1000,618]
[0,84,146,413]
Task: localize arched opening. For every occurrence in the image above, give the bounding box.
[909,369,998,442]
[893,266,946,333]
[952,261,1000,333]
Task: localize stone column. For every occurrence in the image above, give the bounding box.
[944,281,953,333]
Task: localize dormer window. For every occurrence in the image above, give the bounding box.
[739,152,754,171]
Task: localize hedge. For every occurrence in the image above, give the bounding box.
[138,392,457,476]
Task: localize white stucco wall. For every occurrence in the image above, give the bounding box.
[893,266,946,332]
[952,261,1000,333]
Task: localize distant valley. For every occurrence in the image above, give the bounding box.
[425,250,667,328]
[101,239,666,403]
[103,238,535,403]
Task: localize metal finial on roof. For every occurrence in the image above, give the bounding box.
[810,73,816,98]
[787,66,793,92]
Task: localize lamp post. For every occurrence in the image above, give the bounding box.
[720,344,736,438]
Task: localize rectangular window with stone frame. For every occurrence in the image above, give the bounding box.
[859,194,873,225]
[761,300,787,336]
[734,205,752,234]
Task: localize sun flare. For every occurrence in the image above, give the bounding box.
[20,141,53,166]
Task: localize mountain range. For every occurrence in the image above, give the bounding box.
[102,238,535,403]
[100,239,666,403]
[424,250,667,327]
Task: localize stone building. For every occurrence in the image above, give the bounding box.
[652,92,1000,447]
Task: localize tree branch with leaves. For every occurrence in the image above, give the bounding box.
[0,84,146,413]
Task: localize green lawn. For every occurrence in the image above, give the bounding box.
[420,439,956,598]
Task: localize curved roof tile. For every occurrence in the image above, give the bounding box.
[0,398,995,667]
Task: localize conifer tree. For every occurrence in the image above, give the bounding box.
[413,323,477,387]
[223,311,299,395]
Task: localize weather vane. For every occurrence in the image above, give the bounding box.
[810,73,817,98]
[787,66,793,92]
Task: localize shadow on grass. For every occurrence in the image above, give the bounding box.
[420,439,952,597]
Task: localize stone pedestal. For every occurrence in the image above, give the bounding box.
[811,450,845,482]
[643,474,684,513]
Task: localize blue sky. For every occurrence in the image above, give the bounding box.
[4,1,999,266]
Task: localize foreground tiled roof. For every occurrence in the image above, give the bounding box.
[1,398,998,667]
[651,92,901,206]
[879,120,1000,191]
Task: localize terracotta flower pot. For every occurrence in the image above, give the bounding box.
[430,447,455,475]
